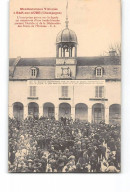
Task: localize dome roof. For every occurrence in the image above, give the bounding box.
[56,28,77,43]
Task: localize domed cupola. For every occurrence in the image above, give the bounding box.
[55,2,77,80]
[56,28,77,44]
[56,3,77,58]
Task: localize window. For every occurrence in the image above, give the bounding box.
[113,67,118,75]
[96,67,103,77]
[31,67,38,78]
[95,86,104,98]
[32,69,36,77]
[61,86,68,97]
[30,86,36,97]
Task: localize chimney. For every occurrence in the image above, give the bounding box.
[109,50,116,57]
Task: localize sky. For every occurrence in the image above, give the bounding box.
[10,0,121,58]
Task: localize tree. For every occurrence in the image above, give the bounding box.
[102,43,121,57]
[109,43,121,56]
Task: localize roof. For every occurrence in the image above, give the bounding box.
[56,28,77,43]
[9,57,56,66]
[77,56,120,66]
[10,66,55,80]
[9,56,121,67]
[9,56,121,80]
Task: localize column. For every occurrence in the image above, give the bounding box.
[88,107,92,123]
[105,107,109,124]
[56,45,58,58]
[69,47,71,57]
[24,105,28,119]
[55,106,59,120]
[75,46,77,57]
[69,47,72,57]
[39,106,43,118]
[71,106,75,120]
[61,47,62,57]
[8,105,13,118]
[63,48,65,57]
[71,48,72,57]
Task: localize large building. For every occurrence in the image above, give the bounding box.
[9,14,121,125]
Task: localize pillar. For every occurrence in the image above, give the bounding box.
[69,47,72,57]
[56,45,59,58]
[71,48,72,57]
[75,46,77,57]
[55,106,59,120]
[8,105,13,118]
[88,107,92,123]
[61,47,62,57]
[39,106,43,118]
[63,48,65,57]
[105,107,109,124]
[71,106,75,120]
[69,47,71,57]
[24,105,28,119]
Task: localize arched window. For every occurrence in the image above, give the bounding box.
[13,102,24,120]
[109,104,121,125]
[28,102,39,118]
[75,103,88,121]
[96,67,103,77]
[31,67,38,78]
[32,69,36,76]
[92,103,105,123]
[59,103,71,119]
[43,102,55,117]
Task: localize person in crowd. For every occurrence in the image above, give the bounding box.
[106,162,120,173]
[8,116,121,173]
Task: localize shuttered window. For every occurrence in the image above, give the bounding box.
[95,86,98,98]
[62,86,68,97]
[95,86,104,98]
[99,86,104,98]
[30,86,36,97]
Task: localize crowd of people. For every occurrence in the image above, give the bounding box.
[8,116,121,173]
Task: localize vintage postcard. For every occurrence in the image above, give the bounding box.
[9,0,121,173]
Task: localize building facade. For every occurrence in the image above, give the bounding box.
[9,18,121,125]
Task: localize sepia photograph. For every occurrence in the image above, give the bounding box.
[8,0,121,173]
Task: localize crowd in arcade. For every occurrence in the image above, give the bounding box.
[8,116,121,173]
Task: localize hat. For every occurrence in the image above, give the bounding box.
[68,155,75,161]
[28,159,33,163]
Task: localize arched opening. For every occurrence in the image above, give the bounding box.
[109,104,121,125]
[13,102,23,120]
[28,102,39,119]
[72,46,75,57]
[59,103,71,119]
[92,103,105,123]
[75,103,88,121]
[43,102,55,118]
[63,45,69,57]
[69,47,72,57]
[58,47,61,58]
